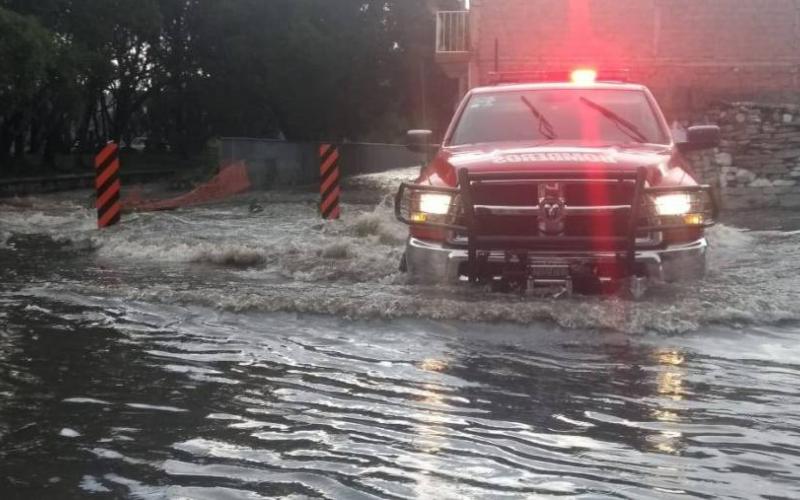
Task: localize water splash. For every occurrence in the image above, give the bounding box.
[2,171,800,333]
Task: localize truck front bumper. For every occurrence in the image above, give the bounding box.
[404,236,708,285]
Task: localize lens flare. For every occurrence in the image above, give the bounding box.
[571,68,597,84]
[418,193,452,215]
[654,193,692,216]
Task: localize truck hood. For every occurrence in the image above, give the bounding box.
[445,144,672,172]
[426,143,688,187]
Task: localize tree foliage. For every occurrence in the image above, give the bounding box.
[0,0,456,169]
[0,7,55,161]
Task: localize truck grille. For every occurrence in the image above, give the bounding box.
[471,181,635,206]
[469,181,636,238]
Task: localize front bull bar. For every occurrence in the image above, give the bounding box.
[395,167,717,284]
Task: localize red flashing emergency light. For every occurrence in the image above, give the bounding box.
[570,68,597,84]
[488,68,630,86]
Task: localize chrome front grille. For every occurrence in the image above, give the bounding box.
[466,180,643,240]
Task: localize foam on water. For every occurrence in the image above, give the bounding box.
[0,195,96,236]
[3,170,800,333]
[84,199,406,283]
[0,230,12,250]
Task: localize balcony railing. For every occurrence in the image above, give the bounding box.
[436,11,469,53]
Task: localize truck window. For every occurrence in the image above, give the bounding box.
[449,89,669,146]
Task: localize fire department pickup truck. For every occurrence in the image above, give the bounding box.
[395,69,719,297]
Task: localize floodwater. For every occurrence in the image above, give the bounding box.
[1,169,799,499]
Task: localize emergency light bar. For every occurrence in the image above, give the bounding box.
[488,68,631,85]
[570,68,597,84]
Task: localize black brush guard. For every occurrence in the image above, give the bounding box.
[396,167,717,283]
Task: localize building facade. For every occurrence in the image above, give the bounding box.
[430,0,800,208]
[435,0,800,118]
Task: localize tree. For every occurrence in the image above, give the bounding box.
[0,0,459,170]
[0,7,55,163]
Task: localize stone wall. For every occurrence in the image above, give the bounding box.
[687,103,800,209]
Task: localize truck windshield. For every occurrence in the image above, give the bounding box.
[449,89,669,146]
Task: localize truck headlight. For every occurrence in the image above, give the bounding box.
[418,193,453,215]
[654,193,692,216]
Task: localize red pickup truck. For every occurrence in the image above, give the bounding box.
[395,70,719,297]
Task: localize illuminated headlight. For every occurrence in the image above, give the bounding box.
[654,193,692,216]
[418,193,452,215]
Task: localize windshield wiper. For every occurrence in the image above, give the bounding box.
[578,97,649,143]
[520,95,557,140]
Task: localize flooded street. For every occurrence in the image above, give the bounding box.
[1,172,800,499]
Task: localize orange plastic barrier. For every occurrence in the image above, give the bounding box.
[123,162,251,212]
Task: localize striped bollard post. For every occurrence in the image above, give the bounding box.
[94,142,122,229]
[319,143,340,220]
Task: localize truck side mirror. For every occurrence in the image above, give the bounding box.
[406,129,434,154]
[679,125,721,152]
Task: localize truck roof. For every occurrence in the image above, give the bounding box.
[470,82,648,94]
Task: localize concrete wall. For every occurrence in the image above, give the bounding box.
[469,0,800,118]
[220,139,423,187]
[220,139,319,187]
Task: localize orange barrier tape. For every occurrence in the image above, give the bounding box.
[123,161,251,212]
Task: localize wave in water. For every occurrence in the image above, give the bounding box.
[3,298,796,498]
[3,170,800,333]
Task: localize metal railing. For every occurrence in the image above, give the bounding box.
[436,11,470,53]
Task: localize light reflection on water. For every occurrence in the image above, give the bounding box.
[651,349,687,456]
[1,296,798,498]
